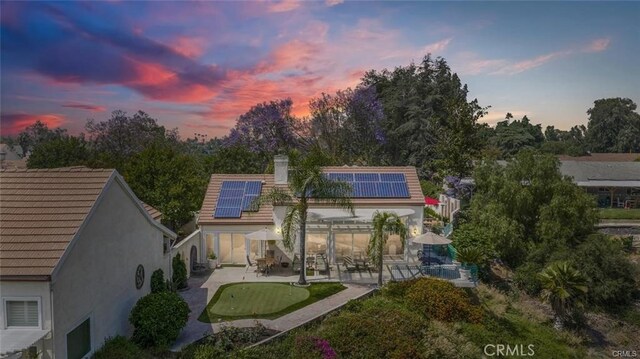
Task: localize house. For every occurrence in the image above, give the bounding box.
[0,168,176,359]
[195,155,425,268]
[559,161,640,208]
[0,144,27,170]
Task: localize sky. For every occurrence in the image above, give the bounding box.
[1,1,639,139]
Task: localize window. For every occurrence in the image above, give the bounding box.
[67,318,91,359]
[5,300,39,327]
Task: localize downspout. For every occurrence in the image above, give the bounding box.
[49,281,55,359]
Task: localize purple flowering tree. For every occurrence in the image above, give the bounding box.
[224,98,303,166]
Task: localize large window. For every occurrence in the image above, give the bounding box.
[67,318,91,359]
[4,299,39,328]
[307,233,327,255]
[219,233,246,264]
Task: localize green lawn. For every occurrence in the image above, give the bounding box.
[599,208,640,220]
[199,282,346,322]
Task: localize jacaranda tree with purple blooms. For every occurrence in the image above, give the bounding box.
[224,98,304,170]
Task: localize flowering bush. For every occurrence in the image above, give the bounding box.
[406,278,482,323]
[292,335,337,359]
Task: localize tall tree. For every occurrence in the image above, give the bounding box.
[259,150,353,285]
[368,211,407,287]
[585,98,640,152]
[124,140,207,230]
[308,86,385,165]
[362,56,485,176]
[86,110,174,171]
[224,99,304,170]
[27,135,89,168]
[17,120,66,156]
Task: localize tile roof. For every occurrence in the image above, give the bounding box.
[142,202,162,221]
[0,167,114,279]
[558,153,640,162]
[198,174,275,225]
[197,166,424,226]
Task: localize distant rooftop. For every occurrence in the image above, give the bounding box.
[557,153,640,162]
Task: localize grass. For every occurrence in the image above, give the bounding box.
[599,208,640,220]
[198,282,346,322]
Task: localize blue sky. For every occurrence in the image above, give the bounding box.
[1,1,638,137]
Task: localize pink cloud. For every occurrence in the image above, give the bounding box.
[422,37,452,54]
[1,113,67,135]
[169,36,207,58]
[325,0,344,6]
[583,37,611,53]
[491,51,572,75]
[266,0,302,13]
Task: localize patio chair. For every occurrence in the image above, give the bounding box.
[342,255,357,272]
[256,259,269,277]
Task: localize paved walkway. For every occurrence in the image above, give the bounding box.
[171,268,374,351]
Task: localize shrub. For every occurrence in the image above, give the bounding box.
[382,279,417,299]
[318,298,426,359]
[129,291,190,348]
[291,335,337,359]
[570,234,638,308]
[150,269,167,293]
[92,336,145,359]
[173,253,188,290]
[406,278,483,323]
[513,262,544,295]
[192,344,226,359]
[421,321,482,359]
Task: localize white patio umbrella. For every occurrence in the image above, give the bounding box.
[245,228,283,241]
[245,228,283,259]
[411,232,451,265]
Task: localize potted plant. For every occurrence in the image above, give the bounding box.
[455,246,483,281]
[207,251,218,269]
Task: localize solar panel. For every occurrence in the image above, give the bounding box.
[242,195,259,211]
[324,172,410,198]
[245,181,262,195]
[214,207,242,218]
[214,180,264,218]
[355,173,379,182]
[219,189,244,198]
[379,173,406,182]
[221,181,246,190]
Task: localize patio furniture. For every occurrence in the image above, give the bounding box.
[266,249,275,259]
[256,258,270,277]
[342,255,357,271]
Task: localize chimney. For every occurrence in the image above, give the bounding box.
[274,155,289,185]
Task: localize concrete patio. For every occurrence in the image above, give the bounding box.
[171,266,375,351]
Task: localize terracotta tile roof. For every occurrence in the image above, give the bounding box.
[197,166,424,226]
[557,153,640,162]
[142,202,162,221]
[198,174,275,225]
[0,167,114,279]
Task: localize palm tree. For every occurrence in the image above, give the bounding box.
[539,261,588,330]
[368,211,408,287]
[259,151,353,285]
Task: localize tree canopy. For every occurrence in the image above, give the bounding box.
[585,97,640,153]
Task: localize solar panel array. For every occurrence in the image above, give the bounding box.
[326,172,410,198]
[214,181,262,218]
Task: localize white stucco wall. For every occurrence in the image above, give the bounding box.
[50,179,171,358]
[0,281,53,358]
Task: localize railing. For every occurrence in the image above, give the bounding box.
[420,264,461,280]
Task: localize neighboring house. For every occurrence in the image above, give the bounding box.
[559,161,640,208]
[195,155,425,268]
[0,168,176,359]
[0,144,26,170]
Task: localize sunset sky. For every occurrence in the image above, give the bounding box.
[1,1,638,139]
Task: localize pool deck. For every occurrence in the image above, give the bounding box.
[170,266,374,351]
